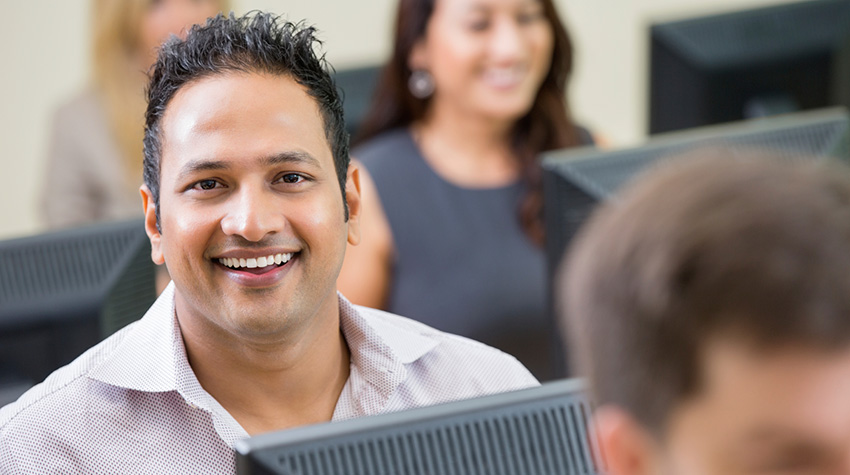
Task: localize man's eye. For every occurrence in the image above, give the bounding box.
[193,179,220,190]
[279,174,303,184]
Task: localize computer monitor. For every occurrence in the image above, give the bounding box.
[649,0,850,135]
[542,108,850,287]
[0,218,157,403]
[235,378,604,475]
[333,64,382,138]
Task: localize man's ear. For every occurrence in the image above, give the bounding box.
[140,185,165,265]
[345,162,362,246]
[593,405,659,475]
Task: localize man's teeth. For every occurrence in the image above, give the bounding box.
[218,253,293,269]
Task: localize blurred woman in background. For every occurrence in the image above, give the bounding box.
[339,0,590,379]
[41,0,228,229]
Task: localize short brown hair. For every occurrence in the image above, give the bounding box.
[559,151,850,436]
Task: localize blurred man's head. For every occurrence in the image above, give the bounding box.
[560,152,850,474]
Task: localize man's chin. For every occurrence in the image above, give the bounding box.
[223,310,296,340]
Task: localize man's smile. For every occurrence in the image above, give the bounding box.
[218,252,293,270]
[213,251,300,283]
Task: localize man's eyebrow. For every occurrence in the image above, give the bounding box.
[176,159,231,183]
[264,150,322,169]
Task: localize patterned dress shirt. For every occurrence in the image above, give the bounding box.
[0,283,538,473]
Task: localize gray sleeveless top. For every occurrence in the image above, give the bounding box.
[354,128,561,380]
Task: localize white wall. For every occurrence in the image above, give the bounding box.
[0,0,805,239]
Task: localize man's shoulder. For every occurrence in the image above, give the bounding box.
[0,319,202,474]
[357,304,515,355]
[0,323,135,431]
[354,305,539,394]
[0,342,118,473]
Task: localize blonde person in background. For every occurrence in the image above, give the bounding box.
[41,0,229,229]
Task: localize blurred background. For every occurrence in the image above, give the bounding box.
[0,0,804,239]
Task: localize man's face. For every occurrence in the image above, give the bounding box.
[141,71,360,340]
[600,339,850,475]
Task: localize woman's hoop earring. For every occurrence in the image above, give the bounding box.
[408,70,435,99]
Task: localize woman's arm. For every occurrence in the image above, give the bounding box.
[337,162,394,309]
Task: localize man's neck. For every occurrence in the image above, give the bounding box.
[176,294,351,435]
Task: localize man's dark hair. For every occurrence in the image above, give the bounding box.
[559,151,850,437]
[143,12,350,228]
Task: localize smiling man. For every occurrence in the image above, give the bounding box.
[0,13,537,473]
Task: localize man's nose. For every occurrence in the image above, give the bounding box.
[219,187,286,242]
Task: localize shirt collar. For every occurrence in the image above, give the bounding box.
[339,294,438,376]
[87,282,257,446]
[339,294,438,364]
[87,285,442,418]
[333,294,440,418]
[88,282,180,392]
[88,282,254,421]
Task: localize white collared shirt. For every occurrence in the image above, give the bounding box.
[0,283,538,474]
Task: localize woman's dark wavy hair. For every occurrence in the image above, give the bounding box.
[354,0,580,243]
[143,12,350,229]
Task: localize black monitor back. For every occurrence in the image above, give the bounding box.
[0,218,156,397]
[649,0,850,134]
[543,108,850,286]
[235,378,604,475]
[334,64,382,138]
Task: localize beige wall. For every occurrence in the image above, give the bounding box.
[0,0,803,239]
[1,1,91,239]
[560,0,801,146]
